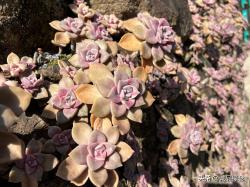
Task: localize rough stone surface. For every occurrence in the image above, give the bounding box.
[0,0,71,63]
[89,0,192,37]
[8,114,48,135]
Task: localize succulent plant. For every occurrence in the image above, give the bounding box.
[75,63,154,134]
[84,21,112,41]
[56,122,134,186]
[8,139,58,187]
[68,39,110,69]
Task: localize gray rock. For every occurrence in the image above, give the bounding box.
[89,0,192,37]
[8,113,48,135]
[0,0,70,63]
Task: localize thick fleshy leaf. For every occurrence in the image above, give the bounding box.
[88,64,113,85]
[87,155,105,171]
[0,132,24,164]
[34,87,48,100]
[68,54,81,68]
[106,41,118,56]
[7,52,20,64]
[59,77,75,89]
[90,97,111,117]
[141,57,154,73]
[104,152,122,169]
[48,84,59,96]
[56,110,72,124]
[63,108,78,119]
[122,18,146,40]
[69,145,88,165]
[41,104,58,119]
[104,170,119,187]
[92,117,112,132]
[170,126,182,138]
[21,176,38,187]
[169,176,180,187]
[118,33,142,52]
[127,108,143,123]
[111,102,127,118]
[75,84,102,104]
[174,114,187,127]
[9,166,25,183]
[49,20,64,31]
[88,168,108,186]
[144,91,155,107]
[0,104,17,131]
[178,147,188,159]
[0,86,32,116]
[152,46,164,62]
[116,64,132,79]
[167,139,181,156]
[56,157,87,181]
[52,32,70,47]
[26,139,42,154]
[95,78,115,97]
[116,141,134,162]
[112,116,130,135]
[102,126,120,145]
[140,41,152,59]
[74,69,90,84]
[71,168,89,186]
[88,130,107,144]
[41,154,59,171]
[133,67,147,82]
[72,122,92,145]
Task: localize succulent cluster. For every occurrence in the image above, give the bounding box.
[0,0,250,186]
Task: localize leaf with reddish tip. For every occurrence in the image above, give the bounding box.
[0,86,32,116]
[49,20,64,31]
[7,52,20,64]
[122,18,146,40]
[116,141,134,162]
[52,32,70,47]
[75,84,102,104]
[72,122,92,145]
[90,97,111,118]
[133,67,148,82]
[127,108,143,123]
[88,168,108,186]
[118,33,142,52]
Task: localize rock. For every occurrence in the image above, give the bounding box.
[89,0,192,37]
[0,0,71,63]
[8,114,48,135]
[38,64,62,82]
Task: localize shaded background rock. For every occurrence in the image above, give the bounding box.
[0,0,72,63]
[0,0,192,63]
[89,0,193,37]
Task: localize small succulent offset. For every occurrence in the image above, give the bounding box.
[0,52,35,77]
[8,138,58,187]
[84,21,112,41]
[167,114,206,164]
[20,72,44,93]
[75,63,155,134]
[45,77,81,123]
[44,126,75,155]
[119,12,175,68]
[56,122,134,186]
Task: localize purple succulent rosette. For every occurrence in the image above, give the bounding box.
[20,72,44,94]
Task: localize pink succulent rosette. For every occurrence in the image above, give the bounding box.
[56,123,134,186]
[84,21,112,40]
[75,64,155,134]
[0,53,35,77]
[68,39,110,69]
[48,77,81,123]
[44,126,75,155]
[60,17,84,38]
[101,14,122,34]
[8,138,58,187]
[77,3,95,20]
[20,72,44,94]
